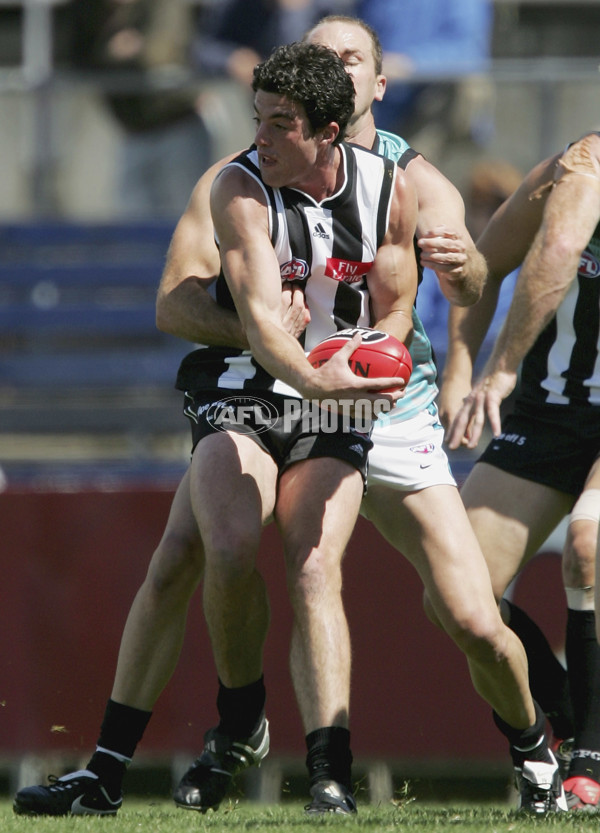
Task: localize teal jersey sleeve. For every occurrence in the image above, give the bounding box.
[374,129,411,163]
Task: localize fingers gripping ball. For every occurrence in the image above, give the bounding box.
[307,327,412,391]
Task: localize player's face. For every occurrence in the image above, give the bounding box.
[253,90,328,189]
[307,21,385,125]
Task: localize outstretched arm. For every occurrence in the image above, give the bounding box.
[439,151,558,435]
[446,133,600,448]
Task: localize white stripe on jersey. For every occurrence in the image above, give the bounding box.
[543,281,579,405]
[543,278,600,405]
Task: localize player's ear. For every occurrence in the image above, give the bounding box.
[374,73,386,103]
[319,122,339,147]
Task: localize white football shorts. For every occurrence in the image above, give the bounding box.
[366,403,456,492]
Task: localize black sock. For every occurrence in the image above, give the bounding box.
[493,700,551,768]
[505,600,574,740]
[566,609,600,782]
[216,676,266,738]
[86,699,152,799]
[305,726,353,790]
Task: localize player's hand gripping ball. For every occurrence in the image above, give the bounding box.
[307,327,412,392]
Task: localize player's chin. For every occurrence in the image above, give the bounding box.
[258,160,281,186]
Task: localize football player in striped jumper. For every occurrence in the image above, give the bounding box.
[172,40,420,816]
[442,131,600,812]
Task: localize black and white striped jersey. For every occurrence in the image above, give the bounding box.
[520,218,600,407]
[176,142,397,397]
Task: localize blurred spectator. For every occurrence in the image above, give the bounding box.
[68,0,212,219]
[417,157,523,369]
[193,0,356,88]
[355,0,493,157]
[465,157,523,240]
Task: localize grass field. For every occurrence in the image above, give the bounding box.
[0,798,596,833]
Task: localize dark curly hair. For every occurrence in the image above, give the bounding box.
[252,42,355,146]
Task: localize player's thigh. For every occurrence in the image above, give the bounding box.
[460,462,573,595]
[364,484,492,599]
[189,431,278,551]
[364,483,502,637]
[277,457,363,570]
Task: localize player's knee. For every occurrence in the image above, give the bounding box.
[563,517,598,588]
[146,528,204,596]
[202,522,262,580]
[445,608,507,664]
[422,588,500,653]
[286,547,343,607]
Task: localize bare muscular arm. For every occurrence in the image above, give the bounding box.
[438,152,560,433]
[155,155,246,347]
[406,155,487,307]
[369,167,419,349]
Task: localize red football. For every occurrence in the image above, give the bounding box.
[307,327,412,391]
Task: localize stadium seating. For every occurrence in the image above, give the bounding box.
[0,222,191,486]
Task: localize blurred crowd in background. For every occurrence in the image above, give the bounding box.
[0,0,598,224]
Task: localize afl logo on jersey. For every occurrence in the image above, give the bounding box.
[281,258,309,282]
[579,251,600,278]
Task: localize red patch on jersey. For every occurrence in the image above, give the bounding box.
[325,258,373,284]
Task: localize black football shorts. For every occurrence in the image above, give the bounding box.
[477,399,600,496]
[182,388,373,484]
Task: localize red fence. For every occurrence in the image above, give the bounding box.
[0,488,565,763]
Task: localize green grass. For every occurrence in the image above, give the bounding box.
[0,798,596,833]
